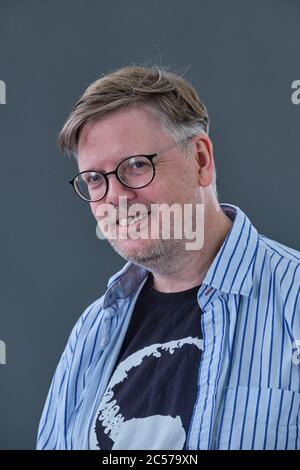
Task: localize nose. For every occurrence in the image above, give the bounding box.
[104,174,136,206]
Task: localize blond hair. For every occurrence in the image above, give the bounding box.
[59,65,217,194]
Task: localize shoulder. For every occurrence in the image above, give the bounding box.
[258,233,300,265]
[64,295,106,367]
[64,262,136,363]
[254,233,300,306]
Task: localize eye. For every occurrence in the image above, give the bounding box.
[131,161,146,169]
[84,172,104,186]
[123,157,152,174]
[90,173,101,183]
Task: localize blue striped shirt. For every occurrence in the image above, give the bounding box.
[37,203,300,450]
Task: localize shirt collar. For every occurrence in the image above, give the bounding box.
[202,203,259,298]
[103,203,259,309]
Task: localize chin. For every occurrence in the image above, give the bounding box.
[109,238,162,262]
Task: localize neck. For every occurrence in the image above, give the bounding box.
[151,204,233,293]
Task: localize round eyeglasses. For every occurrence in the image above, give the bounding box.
[69,140,188,202]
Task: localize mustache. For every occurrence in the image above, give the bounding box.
[96,204,153,223]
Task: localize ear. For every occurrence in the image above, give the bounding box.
[191,134,215,188]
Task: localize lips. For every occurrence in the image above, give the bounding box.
[117,210,150,227]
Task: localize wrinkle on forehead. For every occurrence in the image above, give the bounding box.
[77,107,170,172]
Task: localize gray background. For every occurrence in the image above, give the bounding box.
[0,0,299,449]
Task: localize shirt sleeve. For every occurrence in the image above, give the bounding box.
[36,350,69,449]
[36,297,103,450]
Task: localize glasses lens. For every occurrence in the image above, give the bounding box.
[118,156,154,188]
[74,172,107,201]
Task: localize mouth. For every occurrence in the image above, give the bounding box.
[117,210,151,227]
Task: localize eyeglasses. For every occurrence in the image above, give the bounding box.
[69,139,189,202]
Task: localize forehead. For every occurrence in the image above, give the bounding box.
[77,108,166,171]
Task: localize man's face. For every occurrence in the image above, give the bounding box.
[77,108,203,271]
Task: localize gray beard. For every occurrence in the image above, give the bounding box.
[108,237,187,275]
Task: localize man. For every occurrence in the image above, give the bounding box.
[37,65,300,450]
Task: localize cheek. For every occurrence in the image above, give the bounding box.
[90,202,98,219]
[90,201,118,225]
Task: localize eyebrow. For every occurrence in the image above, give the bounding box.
[79,151,156,173]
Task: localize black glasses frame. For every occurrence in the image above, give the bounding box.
[69,153,157,202]
[69,138,192,202]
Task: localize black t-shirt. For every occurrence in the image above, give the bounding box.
[90,274,203,450]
